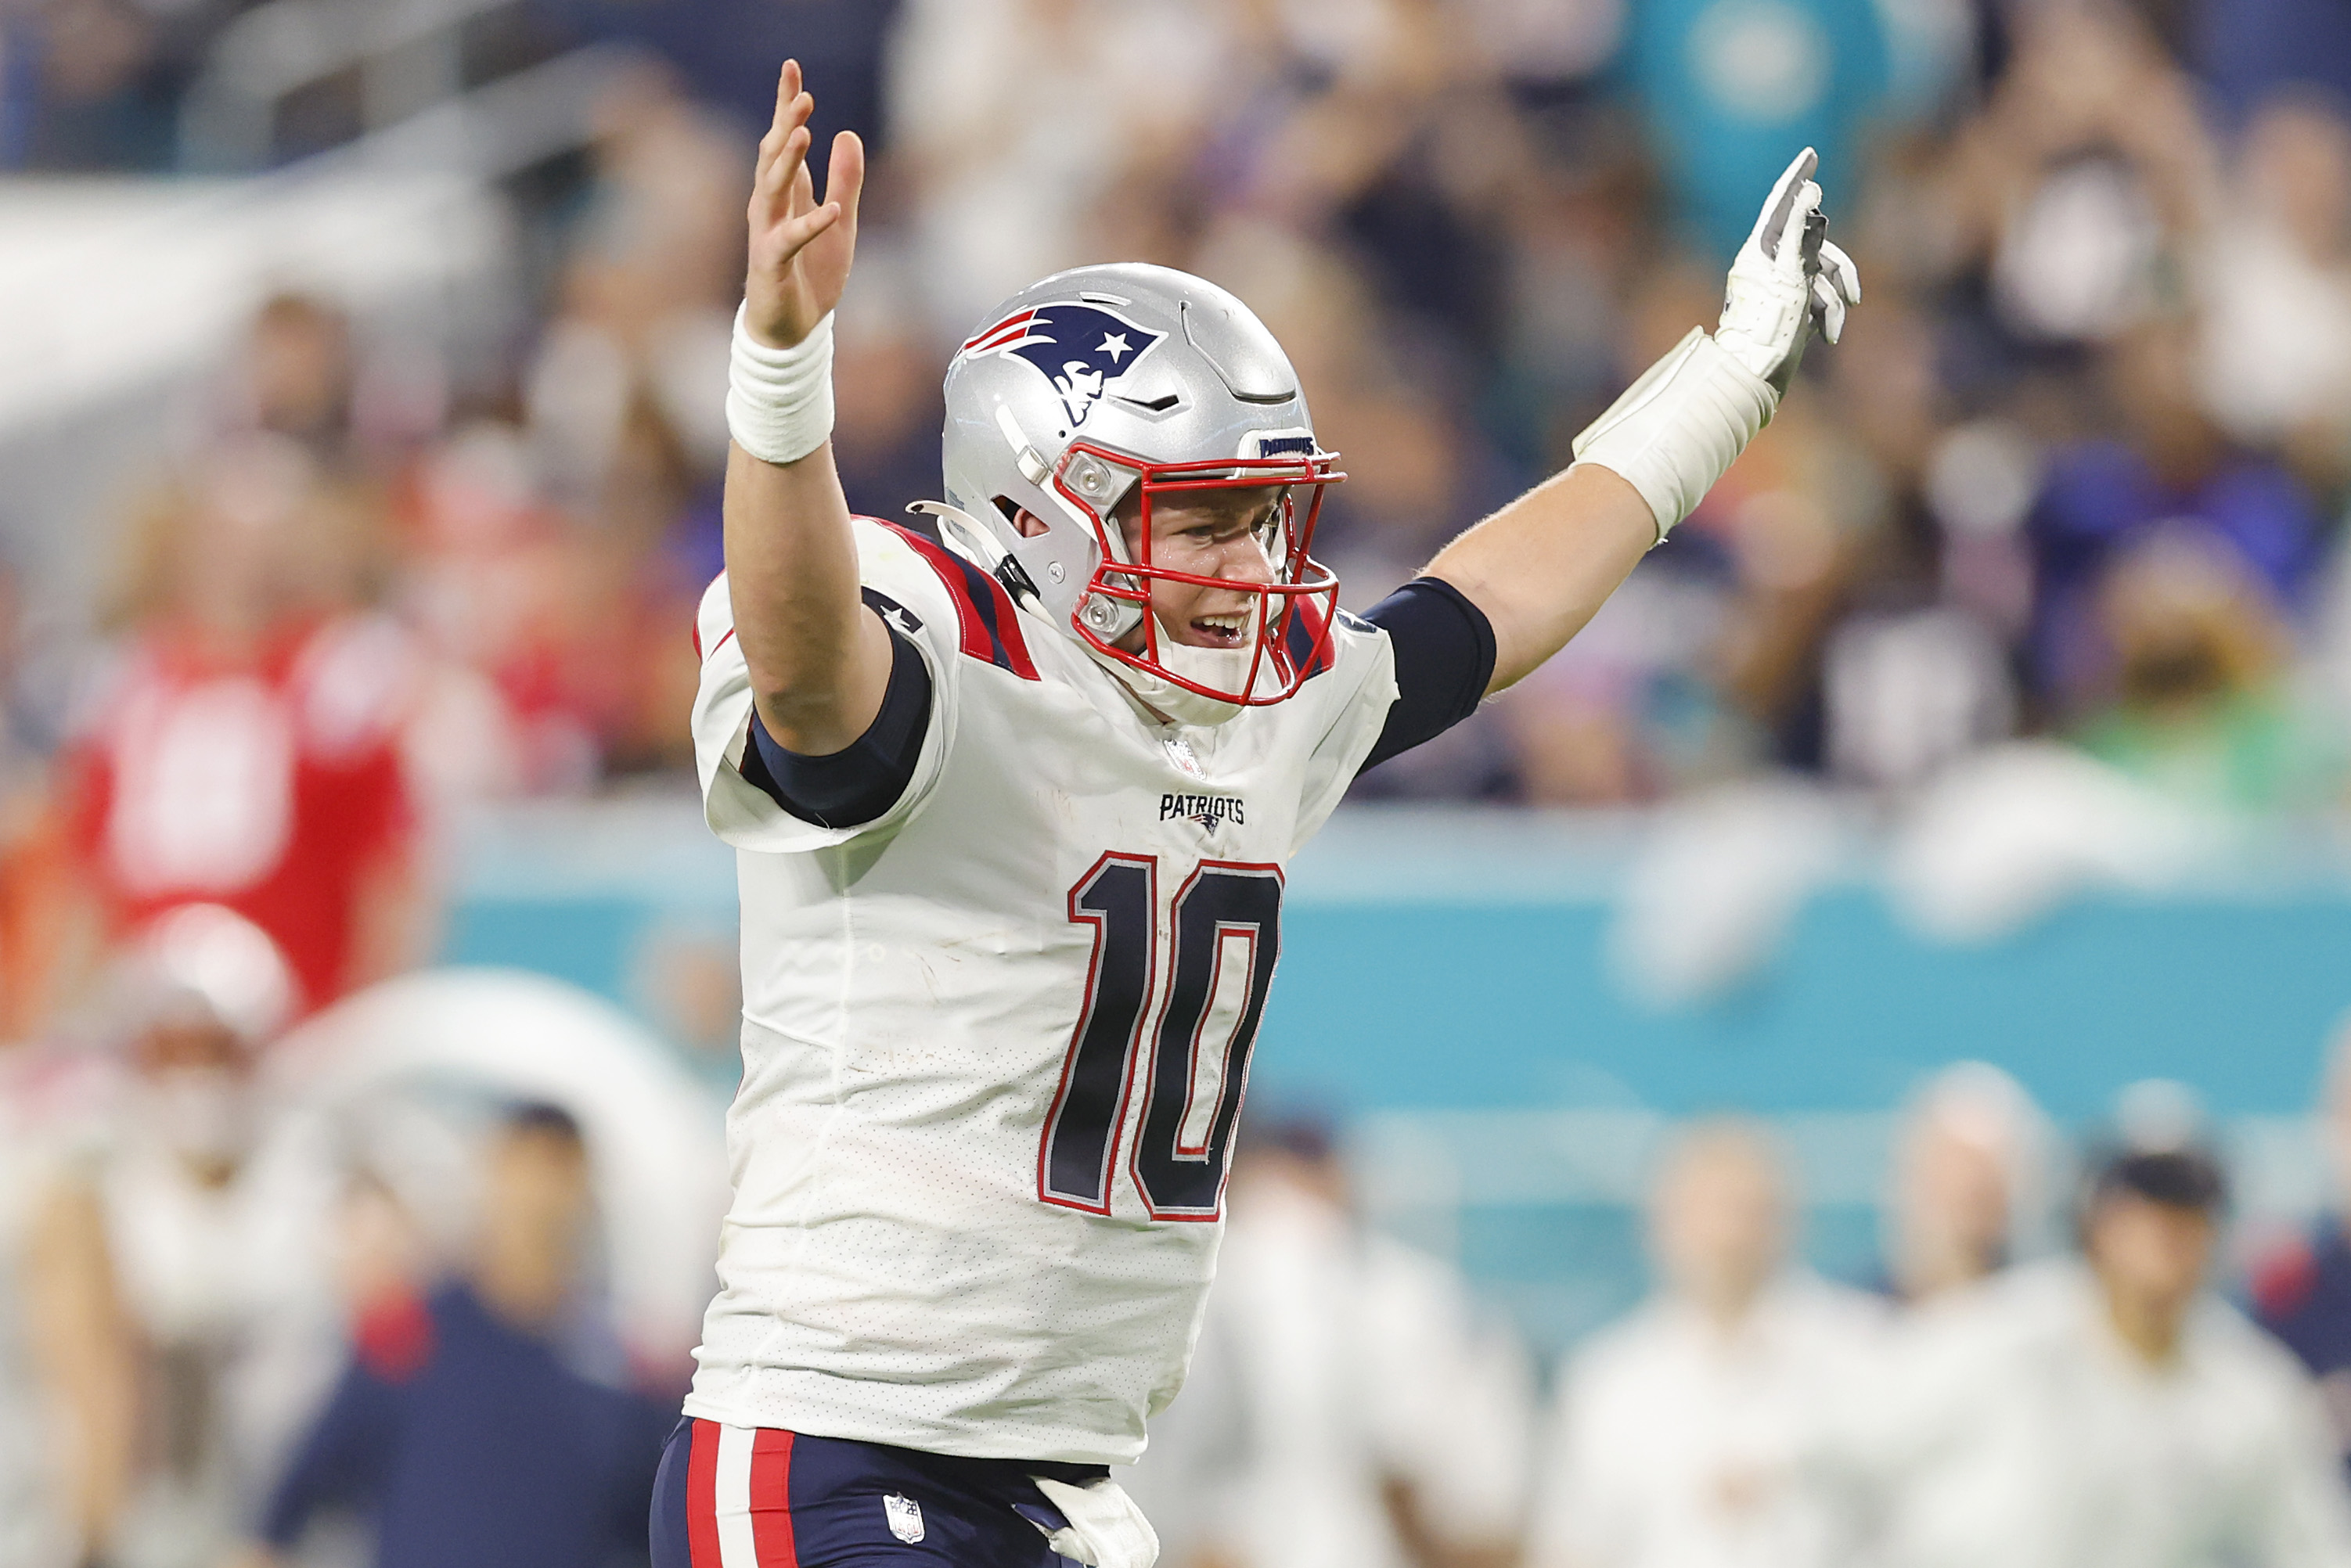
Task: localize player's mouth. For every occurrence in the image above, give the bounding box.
[1183,611,1251,648]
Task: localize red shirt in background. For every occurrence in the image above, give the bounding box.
[64,613,419,1016]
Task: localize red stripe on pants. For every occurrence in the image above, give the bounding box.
[749,1428,798,1566]
[686,1420,723,1568]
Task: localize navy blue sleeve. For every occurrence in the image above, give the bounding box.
[1358,577,1496,774]
[738,623,934,829]
[258,1356,403,1547]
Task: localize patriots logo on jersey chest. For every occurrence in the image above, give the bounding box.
[1162,792,1245,833]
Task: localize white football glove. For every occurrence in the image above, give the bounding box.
[1572,147,1862,543]
[1716,147,1862,393]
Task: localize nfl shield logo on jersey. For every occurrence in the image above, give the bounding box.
[884,1492,925,1544]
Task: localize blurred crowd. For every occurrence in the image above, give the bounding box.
[1,0,2350,1563]
[1131,1053,2351,1568]
[0,0,2345,1018]
[0,930,718,1568]
[16,930,2351,1568]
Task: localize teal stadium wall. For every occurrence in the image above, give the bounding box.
[442,801,2351,1350]
[443,802,2351,1120]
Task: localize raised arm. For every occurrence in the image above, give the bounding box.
[1420,465,1655,696]
[724,60,890,756]
[1424,150,1861,694]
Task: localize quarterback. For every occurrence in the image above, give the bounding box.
[652,60,1860,1568]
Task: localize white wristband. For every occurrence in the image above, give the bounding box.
[1570,326,1777,544]
[726,304,835,466]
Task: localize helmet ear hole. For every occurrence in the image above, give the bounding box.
[995,496,1052,541]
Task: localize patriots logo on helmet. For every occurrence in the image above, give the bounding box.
[960,303,1168,432]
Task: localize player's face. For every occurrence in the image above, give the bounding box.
[2086,1192,2215,1314]
[1119,484,1281,653]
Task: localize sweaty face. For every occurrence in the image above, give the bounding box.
[1112,484,1283,653]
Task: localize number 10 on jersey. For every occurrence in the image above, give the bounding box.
[1038,853,1284,1221]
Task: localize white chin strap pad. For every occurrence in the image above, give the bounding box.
[1569,326,1776,544]
[1029,1476,1159,1568]
[1082,601,1273,728]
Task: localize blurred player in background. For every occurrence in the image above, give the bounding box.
[1529,1120,1881,1568]
[24,904,343,1568]
[239,1102,670,1568]
[666,58,1858,1568]
[1127,1120,1532,1568]
[2252,1019,2351,1481]
[6,1049,130,1568]
[56,433,424,1023]
[1879,1063,2049,1305]
[1828,1134,2351,1568]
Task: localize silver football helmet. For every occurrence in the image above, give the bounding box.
[931,263,1343,726]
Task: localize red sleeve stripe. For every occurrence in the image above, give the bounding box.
[1280,597,1335,682]
[886,523,1041,681]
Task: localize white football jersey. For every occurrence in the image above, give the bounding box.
[683,518,1400,1465]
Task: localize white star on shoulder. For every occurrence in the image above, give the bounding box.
[1097,333,1131,363]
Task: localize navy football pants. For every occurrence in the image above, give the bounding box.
[650,1418,1100,1566]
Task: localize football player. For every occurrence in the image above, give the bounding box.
[653,59,1860,1568]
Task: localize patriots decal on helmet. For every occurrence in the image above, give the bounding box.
[959,303,1168,433]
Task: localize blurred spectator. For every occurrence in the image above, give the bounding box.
[56,435,425,1020]
[228,293,360,470]
[1928,3,2216,358]
[2252,1021,2351,1482]
[0,551,92,1038]
[1831,1132,2351,1567]
[2198,0,2351,132]
[561,58,746,367]
[1528,1120,1881,1568]
[1878,1063,2048,1305]
[535,0,899,163]
[1,0,178,171]
[2195,92,2351,502]
[828,244,948,530]
[27,904,344,1568]
[2029,320,2329,722]
[392,421,599,794]
[431,57,753,784]
[7,1048,132,1568]
[1136,1119,1532,1568]
[243,1102,669,1568]
[2072,530,2343,814]
[886,0,1233,343]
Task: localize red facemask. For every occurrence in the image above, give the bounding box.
[1052,441,1346,709]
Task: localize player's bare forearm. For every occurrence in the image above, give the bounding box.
[725,442,891,753]
[725,59,885,754]
[1422,463,1655,694]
